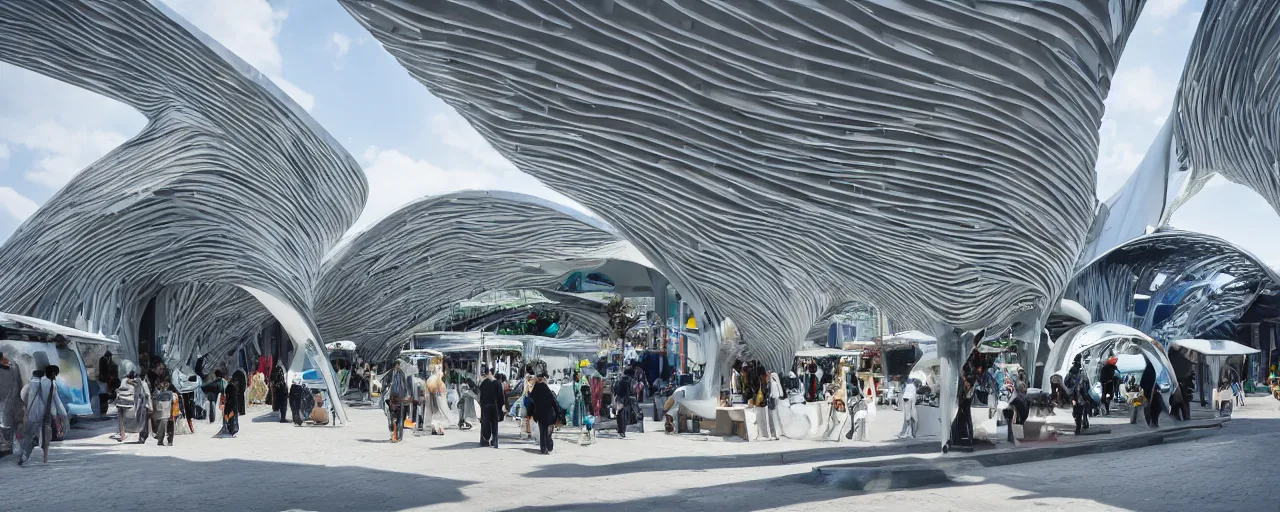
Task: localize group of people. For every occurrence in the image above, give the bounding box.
[0,351,68,466]
[724,359,878,442]
[478,364,572,453]
[379,359,621,455]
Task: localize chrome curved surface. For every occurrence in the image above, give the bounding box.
[1171,1,1280,216]
[315,190,654,361]
[344,1,1143,380]
[1080,1,1280,263]
[1069,230,1279,344]
[1041,322,1178,406]
[0,0,366,422]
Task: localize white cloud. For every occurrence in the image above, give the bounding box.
[1187,11,1203,33]
[160,0,314,111]
[0,143,9,168]
[1147,0,1188,19]
[1107,65,1175,115]
[0,64,145,196]
[0,186,39,222]
[1095,120,1145,183]
[271,76,315,112]
[347,109,589,235]
[328,32,352,61]
[15,122,130,189]
[429,111,521,172]
[352,144,583,233]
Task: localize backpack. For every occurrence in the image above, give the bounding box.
[152,390,175,420]
[387,371,408,402]
[115,381,136,409]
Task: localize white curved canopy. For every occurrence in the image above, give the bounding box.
[325,340,357,352]
[1170,339,1260,356]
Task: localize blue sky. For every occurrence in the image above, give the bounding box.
[1,0,1276,266]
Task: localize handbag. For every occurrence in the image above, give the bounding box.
[47,382,66,442]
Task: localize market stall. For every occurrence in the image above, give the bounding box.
[0,312,118,417]
[1170,339,1259,417]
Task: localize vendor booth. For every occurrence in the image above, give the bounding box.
[324,340,358,398]
[0,312,118,418]
[1170,339,1259,417]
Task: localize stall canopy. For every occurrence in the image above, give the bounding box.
[1172,338,1258,416]
[525,337,601,359]
[1170,339,1260,357]
[880,330,937,350]
[795,347,859,358]
[410,331,601,357]
[0,312,116,345]
[325,340,357,352]
[411,331,526,354]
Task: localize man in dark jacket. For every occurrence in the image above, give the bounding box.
[1140,361,1161,427]
[530,372,558,454]
[1099,356,1118,415]
[478,365,503,448]
[613,368,635,438]
[271,364,289,423]
[288,379,308,426]
[97,351,114,415]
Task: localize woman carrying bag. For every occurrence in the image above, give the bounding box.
[17,365,67,466]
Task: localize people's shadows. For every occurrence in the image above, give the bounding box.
[432,432,535,450]
[505,472,952,512]
[250,412,286,423]
[523,440,936,478]
[0,446,475,512]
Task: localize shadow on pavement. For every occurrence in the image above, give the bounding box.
[514,417,1280,512]
[523,440,935,478]
[0,447,476,512]
[506,472,967,512]
[251,412,287,423]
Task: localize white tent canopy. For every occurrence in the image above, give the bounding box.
[0,311,117,345]
[325,340,357,352]
[1172,338,1258,417]
[882,330,936,344]
[1170,339,1260,356]
[795,347,859,358]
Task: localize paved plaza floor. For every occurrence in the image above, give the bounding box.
[3,399,1278,511]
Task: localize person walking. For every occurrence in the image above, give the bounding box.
[530,372,558,454]
[478,365,503,448]
[201,369,227,425]
[897,378,918,439]
[1140,360,1162,427]
[17,365,67,466]
[613,368,635,438]
[385,361,411,443]
[288,378,309,426]
[361,362,373,403]
[1100,356,1119,415]
[222,370,244,437]
[151,380,176,446]
[271,363,289,423]
[0,351,22,456]
[97,351,113,415]
[114,370,143,443]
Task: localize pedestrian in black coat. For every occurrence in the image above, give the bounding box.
[530,373,559,454]
[478,366,504,448]
[288,380,308,426]
[271,364,289,423]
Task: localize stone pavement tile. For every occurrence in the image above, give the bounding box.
[1,401,1277,511]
